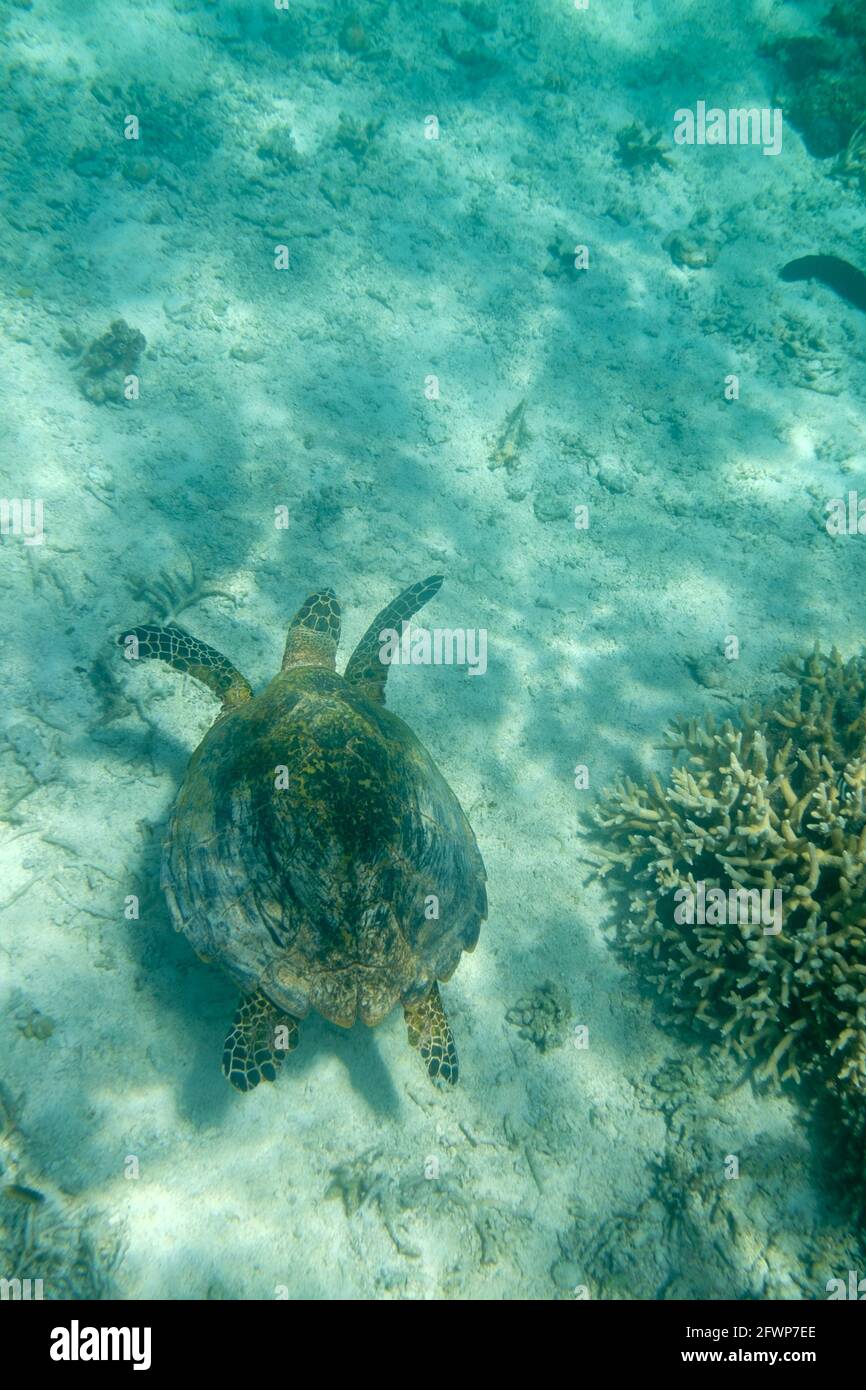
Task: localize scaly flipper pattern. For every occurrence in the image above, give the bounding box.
[282,588,341,671]
[404,982,458,1085]
[344,575,444,705]
[222,990,299,1092]
[118,623,253,710]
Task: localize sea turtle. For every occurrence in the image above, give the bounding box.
[119,576,487,1091]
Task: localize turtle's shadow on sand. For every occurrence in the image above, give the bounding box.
[175,1005,405,1126]
[121,874,408,1127]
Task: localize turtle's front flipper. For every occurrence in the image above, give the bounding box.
[404,983,458,1085]
[118,623,253,711]
[344,575,443,705]
[222,991,299,1092]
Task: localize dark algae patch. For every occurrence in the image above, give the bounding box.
[780,254,866,313]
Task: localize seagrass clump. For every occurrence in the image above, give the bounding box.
[592,646,866,1112]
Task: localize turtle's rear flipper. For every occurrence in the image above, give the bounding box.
[118,623,253,711]
[222,991,299,1092]
[404,983,458,1086]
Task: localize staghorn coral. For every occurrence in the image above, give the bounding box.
[591,645,866,1117]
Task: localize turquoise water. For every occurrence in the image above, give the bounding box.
[1,0,865,1301]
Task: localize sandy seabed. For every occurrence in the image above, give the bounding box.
[1,0,865,1299]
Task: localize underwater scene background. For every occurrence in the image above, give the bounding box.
[1,0,866,1301]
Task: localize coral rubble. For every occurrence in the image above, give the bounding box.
[506,981,573,1051]
[0,1085,122,1298]
[70,320,146,405]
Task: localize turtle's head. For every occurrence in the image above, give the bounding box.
[282,589,341,672]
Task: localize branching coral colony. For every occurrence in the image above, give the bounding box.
[591,646,866,1190]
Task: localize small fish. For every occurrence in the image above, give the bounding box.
[3,1183,45,1205]
[488,398,529,472]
